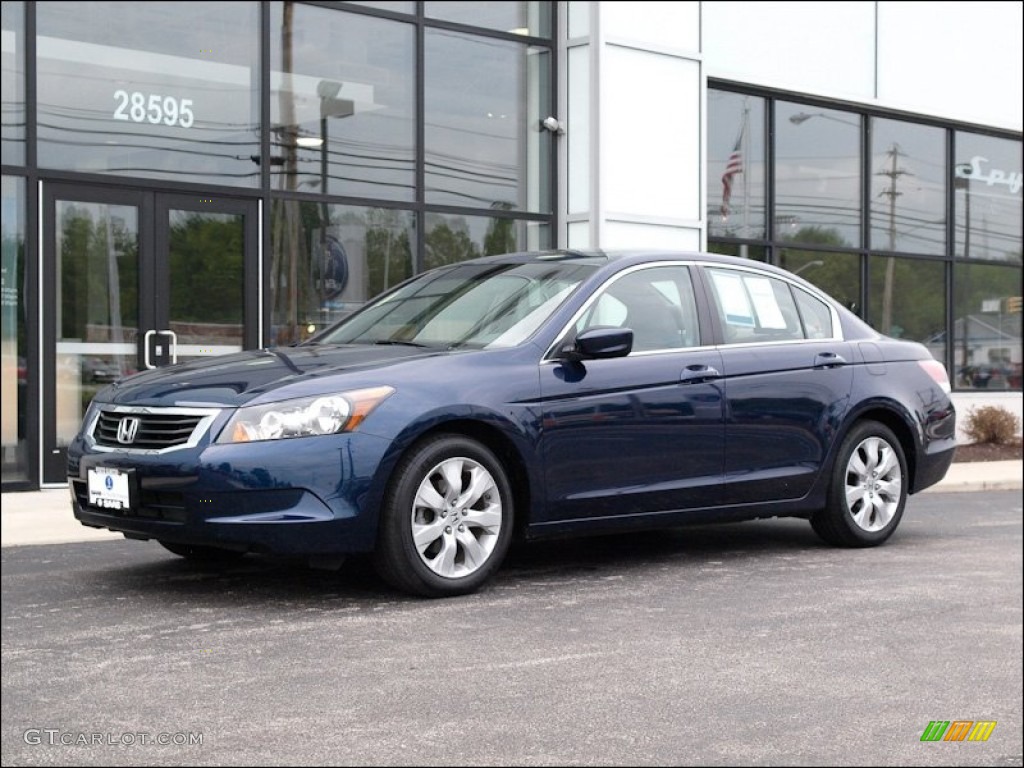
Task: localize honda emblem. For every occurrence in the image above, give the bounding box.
[116,417,140,444]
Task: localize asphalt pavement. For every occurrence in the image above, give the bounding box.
[2,489,1021,766]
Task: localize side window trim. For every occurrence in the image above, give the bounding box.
[785,282,809,339]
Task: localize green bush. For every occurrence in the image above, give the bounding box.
[963,405,1021,445]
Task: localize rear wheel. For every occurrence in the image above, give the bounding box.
[374,434,514,597]
[811,420,908,547]
[158,540,246,562]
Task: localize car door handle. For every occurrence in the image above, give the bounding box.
[680,364,721,383]
[813,352,847,369]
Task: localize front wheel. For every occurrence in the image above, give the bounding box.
[811,420,908,547]
[374,434,514,597]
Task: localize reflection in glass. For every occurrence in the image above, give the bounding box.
[168,210,244,362]
[870,118,946,255]
[55,201,139,446]
[775,102,861,247]
[707,268,805,345]
[953,262,1022,390]
[348,2,414,13]
[425,30,551,212]
[707,243,767,262]
[424,212,550,270]
[955,133,1023,263]
[425,2,552,37]
[1,176,27,482]
[321,262,592,351]
[271,201,415,346]
[708,91,766,240]
[271,4,415,201]
[36,2,259,186]
[778,249,861,316]
[868,256,946,365]
[1,1,25,165]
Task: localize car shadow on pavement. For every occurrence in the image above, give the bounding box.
[52,517,828,607]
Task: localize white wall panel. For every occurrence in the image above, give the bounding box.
[567,220,591,249]
[603,47,700,221]
[602,1,699,52]
[567,45,590,215]
[567,0,590,38]
[877,2,1023,131]
[702,1,875,102]
[603,221,701,251]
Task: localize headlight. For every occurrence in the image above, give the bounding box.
[217,386,395,443]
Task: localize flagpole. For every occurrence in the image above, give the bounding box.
[740,98,750,260]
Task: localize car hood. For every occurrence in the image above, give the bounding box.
[99,344,445,407]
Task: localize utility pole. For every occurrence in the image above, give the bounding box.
[877,143,910,335]
[954,164,974,379]
[280,1,299,344]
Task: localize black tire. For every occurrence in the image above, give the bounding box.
[158,540,246,562]
[811,420,908,547]
[374,434,515,598]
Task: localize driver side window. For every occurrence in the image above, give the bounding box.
[576,266,700,353]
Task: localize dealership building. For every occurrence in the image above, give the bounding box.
[1,1,1021,489]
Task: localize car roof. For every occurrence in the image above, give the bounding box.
[471,248,800,279]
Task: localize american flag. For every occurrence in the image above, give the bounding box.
[720,127,744,218]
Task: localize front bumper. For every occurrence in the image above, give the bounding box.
[68,430,396,555]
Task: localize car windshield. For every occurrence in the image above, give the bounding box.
[314,261,596,350]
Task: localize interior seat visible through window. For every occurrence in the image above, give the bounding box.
[623,296,685,351]
[571,265,700,354]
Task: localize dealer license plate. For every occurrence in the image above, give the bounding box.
[87,467,133,511]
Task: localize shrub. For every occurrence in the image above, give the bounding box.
[963,405,1022,445]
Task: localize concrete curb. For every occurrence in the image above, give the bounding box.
[2,460,1021,548]
[919,460,1022,494]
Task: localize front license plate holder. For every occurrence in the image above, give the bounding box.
[87,467,135,511]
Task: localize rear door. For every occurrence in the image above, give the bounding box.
[700,264,854,504]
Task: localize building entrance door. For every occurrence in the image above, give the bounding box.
[41,184,259,484]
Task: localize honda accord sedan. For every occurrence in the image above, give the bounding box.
[68,250,956,597]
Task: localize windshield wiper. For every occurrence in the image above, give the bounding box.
[372,339,433,348]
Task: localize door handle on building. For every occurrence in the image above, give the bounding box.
[143,329,178,369]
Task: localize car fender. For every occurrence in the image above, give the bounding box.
[822,392,925,496]
[369,402,547,532]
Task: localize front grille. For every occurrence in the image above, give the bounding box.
[91,407,219,451]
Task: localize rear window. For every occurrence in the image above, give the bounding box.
[793,286,834,339]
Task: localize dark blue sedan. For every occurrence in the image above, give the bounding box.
[68,251,957,596]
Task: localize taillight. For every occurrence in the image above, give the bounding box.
[918,359,951,394]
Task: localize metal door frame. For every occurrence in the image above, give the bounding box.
[40,183,259,485]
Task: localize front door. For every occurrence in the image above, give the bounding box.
[41,184,259,483]
[538,264,725,525]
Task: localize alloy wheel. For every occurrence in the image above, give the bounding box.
[410,456,503,578]
[844,436,903,532]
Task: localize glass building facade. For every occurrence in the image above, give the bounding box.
[1,1,555,487]
[708,86,1022,396]
[1,3,1020,489]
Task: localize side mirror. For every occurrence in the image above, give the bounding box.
[562,327,633,360]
